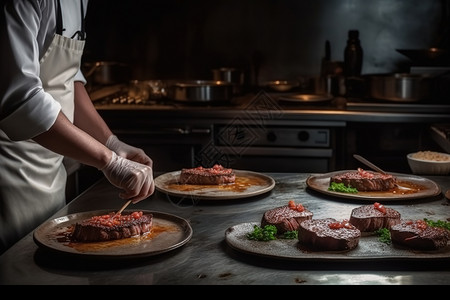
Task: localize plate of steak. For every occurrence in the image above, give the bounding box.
[155,169,275,200]
[33,210,192,259]
[261,200,313,234]
[349,202,401,232]
[179,164,236,185]
[390,220,450,250]
[306,170,440,201]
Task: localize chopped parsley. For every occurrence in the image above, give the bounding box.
[375,228,391,244]
[423,218,450,230]
[328,182,358,193]
[247,225,298,241]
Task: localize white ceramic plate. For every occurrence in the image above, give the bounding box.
[33,210,192,259]
[306,170,441,201]
[154,170,275,200]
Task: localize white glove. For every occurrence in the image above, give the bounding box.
[106,135,152,167]
[102,152,155,203]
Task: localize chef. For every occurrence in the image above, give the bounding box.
[0,0,155,254]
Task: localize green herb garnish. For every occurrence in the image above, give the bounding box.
[247,225,277,241]
[424,218,450,230]
[328,182,358,193]
[281,230,298,239]
[375,228,391,244]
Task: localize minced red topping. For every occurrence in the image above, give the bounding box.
[288,200,305,212]
[328,219,354,229]
[373,202,386,214]
[85,211,144,228]
[404,219,428,230]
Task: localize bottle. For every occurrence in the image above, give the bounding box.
[344,30,363,77]
[344,30,363,97]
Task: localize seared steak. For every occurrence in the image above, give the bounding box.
[349,202,401,232]
[330,168,396,191]
[71,211,153,243]
[261,200,313,234]
[179,164,235,185]
[298,218,361,251]
[390,220,450,250]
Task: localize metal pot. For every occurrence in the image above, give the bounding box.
[83,61,131,85]
[212,68,245,95]
[367,73,431,102]
[167,80,234,103]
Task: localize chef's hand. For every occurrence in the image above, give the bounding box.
[101,152,155,203]
[106,135,153,167]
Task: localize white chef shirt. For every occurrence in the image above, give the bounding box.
[0,0,89,141]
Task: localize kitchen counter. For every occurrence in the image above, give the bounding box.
[1,172,449,285]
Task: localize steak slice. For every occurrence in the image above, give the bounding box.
[390,220,450,250]
[261,200,313,234]
[179,164,235,185]
[298,218,361,251]
[330,168,397,191]
[71,211,153,243]
[349,202,401,232]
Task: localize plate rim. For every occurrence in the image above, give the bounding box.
[306,170,441,201]
[154,169,276,200]
[33,209,193,259]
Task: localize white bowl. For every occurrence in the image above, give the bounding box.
[407,151,450,175]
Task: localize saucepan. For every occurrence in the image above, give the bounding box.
[166,80,234,103]
[366,73,431,102]
[83,61,131,85]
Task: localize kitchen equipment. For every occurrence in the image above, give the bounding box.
[212,68,245,95]
[114,200,132,217]
[277,93,333,104]
[83,61,131,86]
[367,73,431,102]
[264,80,299,92]
[396,48,450,66]
[167,80,234,103]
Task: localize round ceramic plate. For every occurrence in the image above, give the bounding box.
[154,170,275,200]
[225,222,450,261]
[306,170,441,201]
[33,210,192,259]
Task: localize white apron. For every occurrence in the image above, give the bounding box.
[0,2,85,253]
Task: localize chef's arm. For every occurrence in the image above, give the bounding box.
[33,113,154,203]
[72,81,152,167]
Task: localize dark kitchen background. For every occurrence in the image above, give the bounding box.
[83,0,450,82]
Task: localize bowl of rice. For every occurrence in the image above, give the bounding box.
[407,151,450,175]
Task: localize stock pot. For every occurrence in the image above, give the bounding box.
[167,80,234,103]
[367,73,431,102]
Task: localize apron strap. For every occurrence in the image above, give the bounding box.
[55,0,63,35]
[70,0,86,40]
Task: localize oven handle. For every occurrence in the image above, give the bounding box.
[217,146,333,157]
[113,128,212,136]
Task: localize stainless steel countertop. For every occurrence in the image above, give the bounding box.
[1,173,449,285]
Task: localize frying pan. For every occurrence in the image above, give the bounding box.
[167,80,234,103]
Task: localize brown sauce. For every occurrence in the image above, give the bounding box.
[167,175,267,193]
[55,224,179,253]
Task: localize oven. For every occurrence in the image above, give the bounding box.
[199,121,346,173]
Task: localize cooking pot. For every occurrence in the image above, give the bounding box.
[167,80,234,103]
[83,61,131,85]
[367,73,431,102]
[212,68,245,95]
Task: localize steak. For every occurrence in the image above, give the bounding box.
[71,211,153,243]
[298,218,361,251]
[179,164,235,185]
[349,202,401,232]
[330,168,397,191]
[390,220,450,250]
[261,200,313,234]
